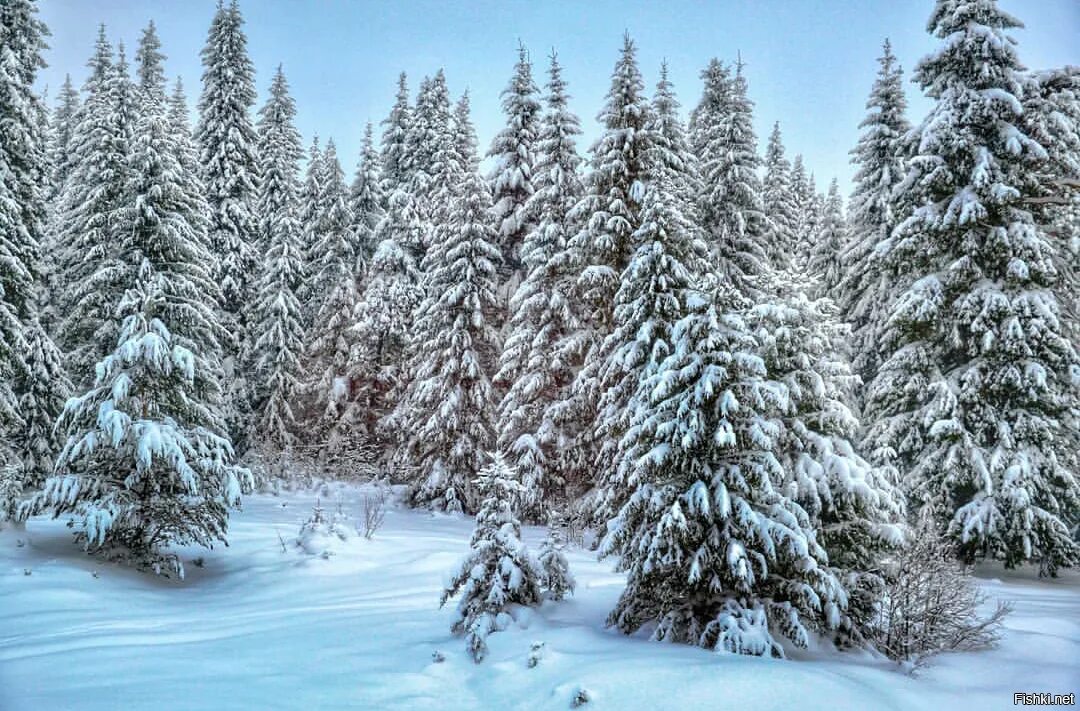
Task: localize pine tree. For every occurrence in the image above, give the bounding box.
[440,454,544,662]
[839,39,911,390]
[406,70,453,241]
[135,20,165,102]
[866,0,1080,574]
[350,122,386,262]
[58,35,138,383]
[34,84,246,578]
[495,52,585,519]
[0,0,50,513]
[590,144,709,527]
[746,282,904,644]
[197,0,259,322]
[394,126,500,512]
[297,135,323,317]
[249,65,305,450]
[691,59,770,300]
[649,61,699,213]
[538,530,575,601]
[380,72,412,195]
[306,138,355,314]
[47,73,79,200]
[790,154,818,256]
[762,122,799,270]
[15,318,70,490]
[488,43,541,294]
[601,296,848,657]
[806,179,848,298]
[550,35,654,495]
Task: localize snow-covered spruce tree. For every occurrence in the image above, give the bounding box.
[350,122,386,263]
[33,88,247,578]
[302,139,361,457]
[549,34,654,496]
[406,70,453,241]
[348,228,424,445]
[47,74,79,201]
[454,91,479,172]
[296,135,323,318]
[838,39,910,391]
[650,61,700,215]
[806,179,848,299]
[58,34,137,384]
[791,155,818,257]
[691,59,770,301]
[380,72,412,196]
[538,529,575,601]
[746,279,904,645]
[866,0,1080,574]
[197,0,259,324]
[762,122,800,270]
[0,0,50,514]
[601,295,848,657]
[248,65,305,451]
[495,52,585,520]
[488,43,541,297]
[15,318,70,493]
[305,139,355,314]
[440,454,544,662]
[135,20,165,103]
[394,134,500,513]
[590,126,710,529]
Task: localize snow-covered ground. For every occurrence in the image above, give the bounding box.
[1,484,1077,711]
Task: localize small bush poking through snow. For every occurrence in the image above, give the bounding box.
[873,511,1011,669]
[361,488,387,540]
[528,641,545,668]
[571,687,591,707]
[296,499,353,556]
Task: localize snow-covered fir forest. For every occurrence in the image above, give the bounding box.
[1,0,1078,708]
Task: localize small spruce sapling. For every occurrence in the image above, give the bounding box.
[440,454,544,662]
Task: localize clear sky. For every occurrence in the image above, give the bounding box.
[35,0,1079,197]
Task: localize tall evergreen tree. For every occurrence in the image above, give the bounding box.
[306,138,355,313]
[379,72,412,193]
[495,52,585,519]
[806,179,848,298]
[548,35,654,495]
[393,113,500,512]
[47,73,79,200]
[866,0,1080,574]
[34,80,245,577]
[839,39,911,390]
[197,0,259,322]
[692,59,770,300]
[249,65,305,450]
[762,122,799,269]
[350,122,386,263]
[488,43,541,294]
[58,37,138,382]
[134,19,165,102]
[15,318,70,491]
[0,0,50,512]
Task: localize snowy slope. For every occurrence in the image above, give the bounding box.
[1,484,1076,711]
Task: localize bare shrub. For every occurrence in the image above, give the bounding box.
[873,510,1011,669]
[361,487,387,540]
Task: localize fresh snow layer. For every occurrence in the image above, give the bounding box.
[1,483,1077,711]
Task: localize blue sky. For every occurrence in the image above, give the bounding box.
[36,0,1079,197]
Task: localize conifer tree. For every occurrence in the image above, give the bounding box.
[691,59,770,300]
[0,0,50,511]
[839,39,910,389]
[393,116,500,512]
[496,52,585,519]
[350,122,386,262]
[197,0,259,322]
[866,0,1080,574]
[15,318,70,490]
[549,35,654,494]
[791,154,818,255]
[34,83,246,578]
[135,20,165,102]
[649,62,699,213]
[762,122,799,269]
[806,179,848,298]
[488,43,541,292]
[48,74,79,200]
[440,454,544,662]
[307,139,355,310]
[406,70,452,241]
[249,66,305,450]
[58,36,138,382]
[297,135,323,317]
[601,296,848,657]
[380,72,412,195]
